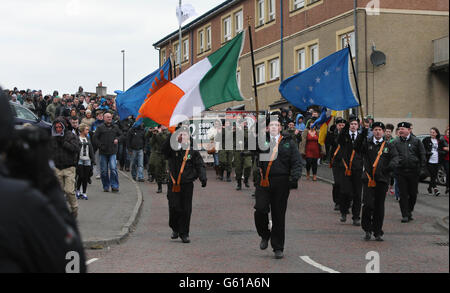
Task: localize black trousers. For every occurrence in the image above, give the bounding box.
[397,171,419,218]
[254,176,290,252]
[332,167,343,205]
[305,158,318,175]
[443,160,449,188]
[76,165,91,193]
[361,182,388,237]
[167,182,194,237]
[427,163,440,189]
[339,169,363,220]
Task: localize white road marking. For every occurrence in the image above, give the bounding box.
[86,258,99,265]
[300,256,340,273]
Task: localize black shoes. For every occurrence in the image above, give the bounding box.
[340,214,347,223]
[236,180,242,190]
[138,179,145,182]
[171,231,179,239]
[157,183,162,193]
[364,232,371,241]
[434,188,440,196]
[181,236,190,243]
[401,217,409,223]
[260,238,269,250]
[111,188,119,193]
[334,204,340,211]
[375,235,384,242]
[353,219,361,226]
[244,178,250,188]
[274,250,284,259]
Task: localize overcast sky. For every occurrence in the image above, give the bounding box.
[0,0,223,95]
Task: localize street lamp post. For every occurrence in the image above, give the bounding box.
[121,49,125,91]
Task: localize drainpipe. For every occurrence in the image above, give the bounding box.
[354,0,359,114]
[280,0,284,82]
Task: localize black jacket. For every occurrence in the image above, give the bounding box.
[49,118,80,169]
[93,122,122,155]
[354,128,395,184]
[422,136,447,164]
[119,118,134,143]
[127,126,146,151]
[256,134,303,181]
[0,163,86,273]
[336,123,363,171]
[390,135,426,173]
[162,137,207,184]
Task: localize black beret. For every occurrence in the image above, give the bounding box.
[371,122,385,130]
[335,117,346,124]
[348,114,359,123]
[397,122,412,128]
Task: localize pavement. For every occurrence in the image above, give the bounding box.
[77,170,143,249]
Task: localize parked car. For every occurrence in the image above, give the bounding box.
[9,102,52,131]
[416,134,447,186]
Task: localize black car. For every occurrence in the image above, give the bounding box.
[416,134,447,186]
[9,102,52,131]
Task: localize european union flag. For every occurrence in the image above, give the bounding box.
[279,48,359,111]
[115,58,172,123]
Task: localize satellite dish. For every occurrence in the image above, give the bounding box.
[370,50,386,67]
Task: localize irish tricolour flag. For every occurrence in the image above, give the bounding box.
[138,31,245,128]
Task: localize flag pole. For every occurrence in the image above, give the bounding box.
[345,35,365,121]
[178,0,182,75]
[247,17,260,114]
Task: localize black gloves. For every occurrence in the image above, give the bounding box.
[289,179,298,190]
[201,180,207,188]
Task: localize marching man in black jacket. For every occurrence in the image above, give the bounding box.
[254,116,303,259]
[162,124,207,244]
[127,124,146,182]
[390,122,426,223]
[355,122,395,241]
[336,115,364,226]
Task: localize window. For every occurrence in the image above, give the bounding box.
[269,58,279,80]
[198,30,204,53]
[223,16,231,42]
[294,39,319,71]
[310,44,319,65]
[340,31,355,56]
[182,39,189,62]
[206,26,211,49]
[174,43,180,64]
[268,0,276,21]
[257,0,265,26]
[161,49,166,63]
[293,0,305,9]
[235,10,243,33]
[297,48,306,72]
[256,63,265,85]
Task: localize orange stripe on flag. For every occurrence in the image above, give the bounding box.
[137,82,185,127]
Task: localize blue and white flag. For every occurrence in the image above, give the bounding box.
[279,48,359,111]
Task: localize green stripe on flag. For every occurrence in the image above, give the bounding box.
[200,31,244,109]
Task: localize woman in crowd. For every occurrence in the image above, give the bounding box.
[76,123,95,200]
[442,126,449,194]
[81,109,96,129]
[422,127,447,196]
[299,125,325,181]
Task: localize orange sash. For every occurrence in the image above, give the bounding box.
[170,147,190,193]
[260,136,283,187]
[343,150,356,176]
[329,145,341,168]
[365,141,386,187]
